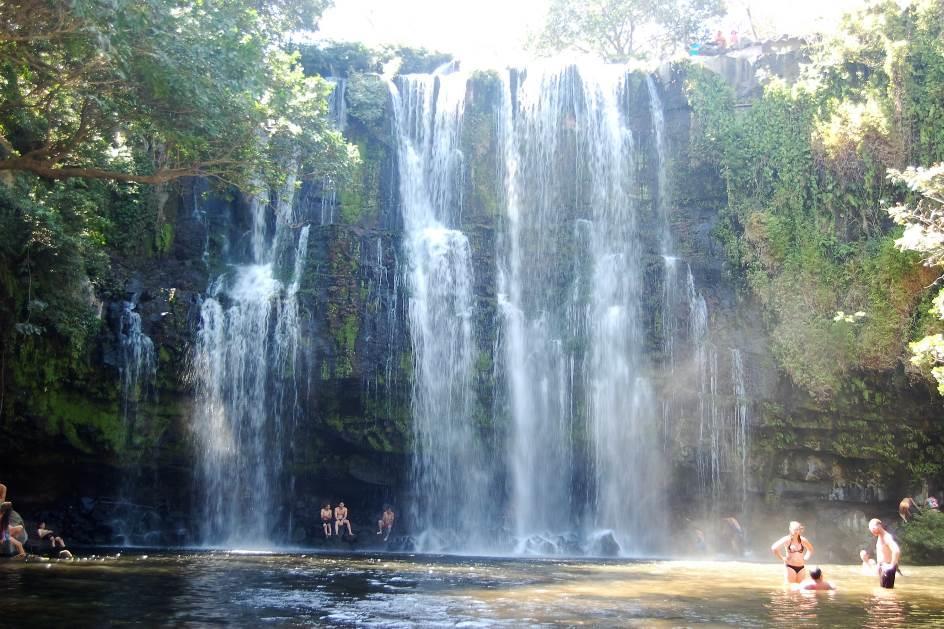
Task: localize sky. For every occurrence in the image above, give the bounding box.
[315,0,877,62]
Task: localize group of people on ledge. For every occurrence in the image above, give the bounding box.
[689,30,749,56]
[0,482,72,560]
[320,502,395,542]
[771,518,901,591]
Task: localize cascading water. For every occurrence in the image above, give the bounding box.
[191,173,309,546]
[389,72,492,550]
[118,299,156,428]
[383,63,748,556]
[112,299,157,545]
[647,74,751,522]
[497,64,664,554]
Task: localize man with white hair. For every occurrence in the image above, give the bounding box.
[868,518,901,589]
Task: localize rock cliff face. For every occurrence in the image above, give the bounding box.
[2,52,940,552]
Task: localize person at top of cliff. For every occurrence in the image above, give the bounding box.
[771,521,814,584]
[321,503,334,538]
[377,505,395,541]
[797,566,835,591]
[926,495,940,511]
[729,30,739,48]
[714,30,727,49]
[869,518,901,589]
[0,502,26,559]
[335,501,353,537]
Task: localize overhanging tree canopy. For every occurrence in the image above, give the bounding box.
[0,0,351,188]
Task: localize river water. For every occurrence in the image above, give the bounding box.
[2,552,943,626]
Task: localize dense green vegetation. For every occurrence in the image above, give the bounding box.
[686,0,944,400]
[888,164,944,394]
[0,0,353,422]
[535,0,724,62]
[900,508,944,563]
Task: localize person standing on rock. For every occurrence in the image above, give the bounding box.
[335,501,353,537]
[869,518,901,589]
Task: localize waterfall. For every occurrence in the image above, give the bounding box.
[731,348,751,513]
[496,64,665,554]
[498,67,578,549]
[191,173,309,546]
[113,299,157,545]
[389,72,491,550]
[320,78,348,226]
[379,64,755,556]
[118,299,156,428]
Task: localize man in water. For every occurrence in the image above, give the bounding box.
[798,566,835,591]
[377,506,395,541]
[335,501,353,537]
[869,518,901,589]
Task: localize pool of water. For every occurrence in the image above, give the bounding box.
[2,552,943,626]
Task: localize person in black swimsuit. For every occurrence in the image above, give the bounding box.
[771,520,815,584]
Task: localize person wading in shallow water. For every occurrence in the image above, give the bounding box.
[798,566,835,591]
[869,518,901,589]
[771,521,814,584]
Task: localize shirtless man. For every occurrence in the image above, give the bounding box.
[377,506,395,541]
[334,501,353,537]
[869,518,901,589]
[798,566,835,591]
[321,503,333,538]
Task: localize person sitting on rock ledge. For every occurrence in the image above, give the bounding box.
[37,521,73,560]
[334,501,353,537]
[377,506,395,541]
[0,502,27,559]
[321,503,334,538]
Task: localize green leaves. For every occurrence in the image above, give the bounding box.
[685,1,944,401]
[0,0,350,189]
[534,0,724,63]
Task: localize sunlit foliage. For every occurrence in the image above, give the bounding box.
[887,163,944,393]
[534,0,725,63]
[0,0,350,187]
[686,0,944,399]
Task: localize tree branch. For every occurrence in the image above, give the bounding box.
[0,157,240,185]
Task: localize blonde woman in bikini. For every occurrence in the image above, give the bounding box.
[771,521,814,584]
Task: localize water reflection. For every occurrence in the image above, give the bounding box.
[862,589,906,629]
[765,588,829,627]
[1,555,944,627]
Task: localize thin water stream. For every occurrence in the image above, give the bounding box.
[2,553,943,626]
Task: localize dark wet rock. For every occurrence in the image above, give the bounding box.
[591,532,621,557]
